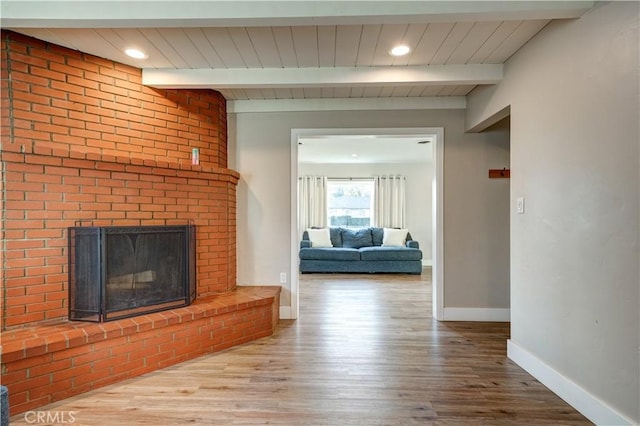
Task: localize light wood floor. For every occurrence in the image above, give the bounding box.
[10,270,590,425]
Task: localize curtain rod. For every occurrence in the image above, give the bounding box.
[299,176,404,180]
[327,177,374,181]
[327,177,404,180]
[298,177,372,180]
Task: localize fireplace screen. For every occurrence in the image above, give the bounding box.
[68,225,196,322]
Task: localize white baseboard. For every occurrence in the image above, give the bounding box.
[507,340,635,426]
[279,306,293,320]
[422,259,432,267]
[443,307,510,322]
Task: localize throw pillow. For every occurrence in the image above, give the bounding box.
[329,227,343,247]
[341,228,373,249]
[382,228,408,247]
[307,228,333,248]
[371,227,384,246]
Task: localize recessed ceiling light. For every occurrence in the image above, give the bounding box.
[389,45,411,56]
[125,48,147,59]
[351,154,359,157]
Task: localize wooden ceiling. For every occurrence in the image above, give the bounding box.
[2,1,594,107]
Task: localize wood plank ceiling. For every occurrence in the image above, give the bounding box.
[3,1,594,102]
[14,21,548,100]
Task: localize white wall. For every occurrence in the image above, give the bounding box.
[228,108,510,312]
[299,162,433,263]
[466,2,639,423]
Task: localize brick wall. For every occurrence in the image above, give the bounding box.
[1,31,227,167]
[0,31,237,330]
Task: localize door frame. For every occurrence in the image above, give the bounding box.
[289,127,444,320]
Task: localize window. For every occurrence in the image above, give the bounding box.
[327,179,374,228]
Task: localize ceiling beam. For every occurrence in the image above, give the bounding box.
[143,65,502,89]
[227,97,466,113]
[1,1,594,28]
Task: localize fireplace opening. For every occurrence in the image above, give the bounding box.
[69,225,196,322]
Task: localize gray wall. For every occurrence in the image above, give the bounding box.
[445,118,510,309]
[299,162,433,263]
[228,108,510,310]
[466,2,639,422]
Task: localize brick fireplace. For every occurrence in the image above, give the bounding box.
[0,31,280,415]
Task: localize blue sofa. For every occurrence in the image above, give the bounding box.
[299,227,422,274]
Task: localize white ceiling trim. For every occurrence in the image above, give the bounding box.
[143,65,502,89]
[227,97,466,113]
[0,1,594,28]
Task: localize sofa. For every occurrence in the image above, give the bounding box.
[299,227,422,274]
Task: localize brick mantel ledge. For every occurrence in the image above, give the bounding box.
[1,148,240,183]
[0,286,281,415]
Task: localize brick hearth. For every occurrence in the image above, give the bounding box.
[1,287,280,415]
[0,30,280,415]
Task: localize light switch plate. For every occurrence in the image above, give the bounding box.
[516,197,525,214]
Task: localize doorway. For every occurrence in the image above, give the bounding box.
[290,127,444,320]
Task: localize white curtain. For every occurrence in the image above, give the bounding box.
[374,175,406,228]
[298,176,328,236]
